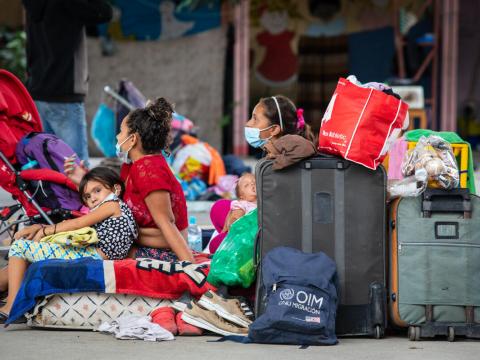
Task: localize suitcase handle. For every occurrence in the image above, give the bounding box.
[300,155,351,170]
[422,188,471,218]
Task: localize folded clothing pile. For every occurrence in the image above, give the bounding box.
[97,314,174,342]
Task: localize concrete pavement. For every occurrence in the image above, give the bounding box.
[1,325,479,360]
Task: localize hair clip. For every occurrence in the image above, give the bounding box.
[296,108,305,130]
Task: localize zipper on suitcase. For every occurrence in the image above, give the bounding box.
[399,242,480,250]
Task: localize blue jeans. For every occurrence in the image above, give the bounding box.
[35,101,89,162]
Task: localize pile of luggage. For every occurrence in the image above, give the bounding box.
[214,76,480,344]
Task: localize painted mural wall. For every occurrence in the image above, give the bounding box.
[249,0,421,127]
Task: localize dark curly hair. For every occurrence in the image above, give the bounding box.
[259,95,316,143]
[126,97,173,154]
[78,167,125,205]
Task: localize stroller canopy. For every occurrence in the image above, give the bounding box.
[0,69,42,163]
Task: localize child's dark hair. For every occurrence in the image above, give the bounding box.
[126,97,173,154]
[259,95,316,143]
[79,167,125,205]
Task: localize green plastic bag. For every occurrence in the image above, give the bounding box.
[207,209,258,288]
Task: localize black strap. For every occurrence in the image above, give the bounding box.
[211,336,252,344]
[42,139,60,172]
[253,229,261,271]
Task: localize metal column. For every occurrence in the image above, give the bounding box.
[233,0,250,156]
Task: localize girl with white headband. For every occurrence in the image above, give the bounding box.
[244,95,315,149]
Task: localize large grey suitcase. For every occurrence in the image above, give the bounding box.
[254,155,387,338]
[389,189,480,341]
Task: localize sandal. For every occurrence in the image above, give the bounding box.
[0,311,26,325]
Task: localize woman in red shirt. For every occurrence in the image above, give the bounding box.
[115,98,193,262]
[65,98,193,262]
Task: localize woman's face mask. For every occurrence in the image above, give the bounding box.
[244,125,274,148]
[115,134,133,164]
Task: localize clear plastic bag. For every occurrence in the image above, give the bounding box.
[389,136,459,198]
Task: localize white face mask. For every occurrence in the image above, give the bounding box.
[90,192,119,211]
[115,135,133,164]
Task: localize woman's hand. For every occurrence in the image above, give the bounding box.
[14,224,43,240]
[64,155,88,186]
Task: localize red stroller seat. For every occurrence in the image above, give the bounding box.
[0,70,82,243]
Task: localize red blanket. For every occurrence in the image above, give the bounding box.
[108,258,216,299]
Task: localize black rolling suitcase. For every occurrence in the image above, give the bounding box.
[254,155,387,338]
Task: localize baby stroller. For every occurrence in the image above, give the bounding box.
[0,70,82,247]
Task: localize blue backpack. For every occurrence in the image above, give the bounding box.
[249,247,339,345]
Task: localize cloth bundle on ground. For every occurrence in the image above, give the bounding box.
[264,135,317,170]
[7,257,216,324]
[40,227,98,247]
[97,315,174,341]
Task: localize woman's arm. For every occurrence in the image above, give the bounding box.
[143,190,194,263]
[33,202,119,241]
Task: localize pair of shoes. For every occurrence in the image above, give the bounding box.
[210,286,254,322]
[197,290,252,328]
[0,311,26,325]
[182,302,248,336]
[150,306,203,336]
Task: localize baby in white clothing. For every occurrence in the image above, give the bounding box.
[223,173,257,232]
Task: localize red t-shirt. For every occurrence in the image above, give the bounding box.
[120,155,188,231]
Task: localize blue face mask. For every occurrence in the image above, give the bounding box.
[244,126,273,148]
[115,135,133,164]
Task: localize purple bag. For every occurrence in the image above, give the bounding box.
[15,132,83,210]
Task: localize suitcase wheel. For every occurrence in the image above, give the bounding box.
[447,327,455,342]
[374,325,384,339]
[408,326,421,341]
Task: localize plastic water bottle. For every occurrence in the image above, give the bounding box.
[188,216,202,252]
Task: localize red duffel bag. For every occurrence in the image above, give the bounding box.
[318,77,409,170]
